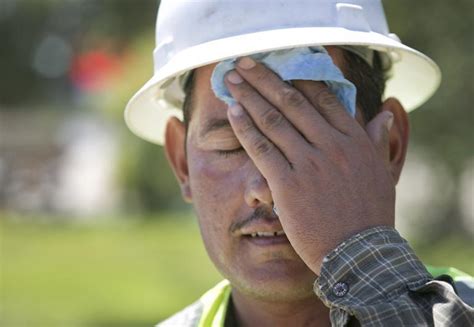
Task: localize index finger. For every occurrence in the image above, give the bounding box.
[235,57,332,144]
[227,103,292,179]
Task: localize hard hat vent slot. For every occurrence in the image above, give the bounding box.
[336,3,371,32]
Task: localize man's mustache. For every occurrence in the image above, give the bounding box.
[229,206,278,234]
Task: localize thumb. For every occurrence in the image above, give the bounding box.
[365,110,393,164]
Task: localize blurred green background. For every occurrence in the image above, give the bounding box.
[0,0,473,326]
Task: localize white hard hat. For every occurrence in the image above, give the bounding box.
[125,0,441,145]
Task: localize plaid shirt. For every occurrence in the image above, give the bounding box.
[159,227,474,326]
[313,227,474,326]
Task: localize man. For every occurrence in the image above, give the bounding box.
[125,1,474,326]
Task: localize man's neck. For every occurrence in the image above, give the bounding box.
[228,289,331,327]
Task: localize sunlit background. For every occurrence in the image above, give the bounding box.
[0,0,473,326]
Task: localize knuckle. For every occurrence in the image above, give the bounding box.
[236,116,253,134]
[317,90,340,111]
[253,138,272,156]
[280,86,306,108]
[328,138,349,164]
[261,109,284,130]
[307,159,322,174]
[239,87,254,100]
[253,68,270,83]
[301,149,323,173]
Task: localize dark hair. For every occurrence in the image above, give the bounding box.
[182,70,196,131]
[182,49,388,130]
[343,50,388,122]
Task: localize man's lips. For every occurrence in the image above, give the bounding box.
[229,206,289,243]
[246,230,286,237]
[238,219,285,237]
[233,215,291,247]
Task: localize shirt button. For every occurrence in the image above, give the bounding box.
[333,281,349,297]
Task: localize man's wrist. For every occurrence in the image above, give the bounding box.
[311,224,395,275]
[313,226,432,311]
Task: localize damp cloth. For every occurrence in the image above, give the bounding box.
[210,46,357,117]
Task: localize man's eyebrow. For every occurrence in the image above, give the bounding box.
[200,118,232,137]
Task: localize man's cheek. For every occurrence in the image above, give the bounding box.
[188,155,240,204]
[190,155,228,184]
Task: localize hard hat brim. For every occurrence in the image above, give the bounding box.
[125,27,441,145]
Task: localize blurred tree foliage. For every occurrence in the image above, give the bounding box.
[0,0,183,212]
[383,0,473,238]
[384,0,473,172]
[0,0,157,106]
[1,0,472,220]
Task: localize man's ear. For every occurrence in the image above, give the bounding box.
[382,98,410,184]
[164,117,192,203]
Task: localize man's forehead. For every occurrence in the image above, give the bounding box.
[191,46,344,103]
[194,62,220,104]
[188,62,231,138]
[193,64,228,112]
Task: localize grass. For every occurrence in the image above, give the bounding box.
[1,213,473,326]
[1,214,222,327]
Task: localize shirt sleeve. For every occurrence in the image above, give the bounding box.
[312,226,474,326]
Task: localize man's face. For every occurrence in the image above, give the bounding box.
[173,48,365,301]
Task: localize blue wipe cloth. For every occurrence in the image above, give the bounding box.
[211,46,357,117]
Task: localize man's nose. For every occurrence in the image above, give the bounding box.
[243,162,273,208]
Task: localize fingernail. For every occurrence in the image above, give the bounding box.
[229,104,244,117]
[386,113,394,130]
[237,57,256,70]
[226,70,243,84]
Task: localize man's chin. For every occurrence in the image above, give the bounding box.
[231,276,316,303]
[226,259,317,302]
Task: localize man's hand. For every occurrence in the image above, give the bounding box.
[224,56,396,275]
